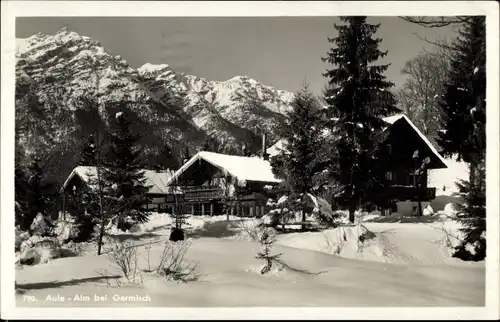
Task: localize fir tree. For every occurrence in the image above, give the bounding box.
[255,228,282,275]
[270,83,324,230]
[453,163,486,261]
[154,143,180,171]
[322,16,399,223]
[19,158,57,233]
[71,96,107,243]
[436,17,486,260]
[81,134,97,166]
[436,16,486,177]
[15,166,28,228]
[181,146,191,164]
[202,137,219,153]
[102,110,152,231]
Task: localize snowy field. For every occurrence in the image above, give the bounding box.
[15,210,485,307]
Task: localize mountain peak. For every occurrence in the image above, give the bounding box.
[137,63,171,74]
[224,75,257,84]
[56,26,70,34]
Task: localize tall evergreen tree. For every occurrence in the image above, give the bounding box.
[154,143,180,171]
[454,163,486,261]
[202,137,219,153]
[436,17,486,177]
[436,17,486,260]
[181,146,191,164]
[18,158,57,233]
[70,96,107,244]
[270,83,324,230]
[80,134,97,166]
[15,166,28,228]
[322,16,399,223]
[102,110,152,230]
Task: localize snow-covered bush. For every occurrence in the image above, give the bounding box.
[15,228,30,251]
[423,205,435,216]
[30,213,56,237]
[322,224,376,256]
[236,219,266,242]
[265,196,291,227]
[313,196,341,227]
[61,240,86,257]
[155,240,197,282]
[19,235,62,265]
[53,217,80,244]
[444,202,460,216]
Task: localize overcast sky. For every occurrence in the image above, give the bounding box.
[16,17,456,95]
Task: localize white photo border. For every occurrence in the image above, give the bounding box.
[1,1,498,320]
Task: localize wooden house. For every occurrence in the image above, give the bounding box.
[164,139,280,217]
[267,114,448,216]
[60,166,179,215]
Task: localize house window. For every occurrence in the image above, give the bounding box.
[385,171,393,181]
[386,144,392,155]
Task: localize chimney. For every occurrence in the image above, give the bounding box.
[261,133,270,161]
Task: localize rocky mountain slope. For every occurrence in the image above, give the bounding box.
[15,28,294,164]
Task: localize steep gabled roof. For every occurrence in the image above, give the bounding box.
[381,114,447,166]
[267,113,447,168]
[61,166,176,194]
[165,151,281,186]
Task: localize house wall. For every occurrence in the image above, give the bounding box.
[383,120,440,189]
[396,201,431,216]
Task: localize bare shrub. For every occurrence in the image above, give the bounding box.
[323,230,341,255]
[106,241,142,284]
[155,240,198,282]
[143,241,153,273]
[424,215,464,251]
[237,219,265,242]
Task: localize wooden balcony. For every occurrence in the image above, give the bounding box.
[181,186,224,201]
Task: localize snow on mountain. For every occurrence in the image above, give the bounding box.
[16,29,297,169]
[137,63,295,145]
[15,28,207,182]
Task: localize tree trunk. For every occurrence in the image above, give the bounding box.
[95,129,106,256]
[417,199,423,217]
[469,162,477,187]
[301,207,306,231]
[348,204,355,224]
[97,220,105,255]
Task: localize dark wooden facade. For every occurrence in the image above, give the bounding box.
[373,117,446,215]
[169,157,279,217]
[324,116,446,215]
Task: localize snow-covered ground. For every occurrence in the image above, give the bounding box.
[15,211,484,307]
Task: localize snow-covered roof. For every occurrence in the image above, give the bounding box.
[166,151,281,185]
[61,166,176,194]
[267,114,447,167]
[266,139,288,158]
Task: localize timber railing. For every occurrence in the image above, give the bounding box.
[181,186,225,201]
